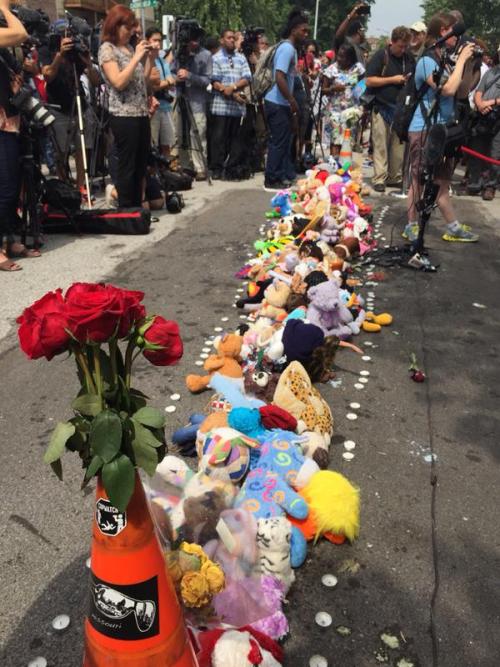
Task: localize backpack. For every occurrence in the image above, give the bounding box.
[392,51,439,142]
[252,41,283,100]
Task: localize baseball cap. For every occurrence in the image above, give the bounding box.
[410,21,427,33]
[324,50,334,60]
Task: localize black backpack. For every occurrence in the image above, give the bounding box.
[392,51,439,142]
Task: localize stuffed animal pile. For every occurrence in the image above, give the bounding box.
[148,159,394,665]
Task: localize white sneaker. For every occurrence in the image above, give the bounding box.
[105,183,117,209]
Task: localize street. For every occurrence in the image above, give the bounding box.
[1,176,499,667]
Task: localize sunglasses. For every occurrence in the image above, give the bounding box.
[228,54,234,68]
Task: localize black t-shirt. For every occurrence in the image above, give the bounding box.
[365,47,415,107]
[38,45,86,114]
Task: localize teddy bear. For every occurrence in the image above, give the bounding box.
[253,281,290,322]
[186,333,243,393]
[270,191,292,217]
[307,279,359,339]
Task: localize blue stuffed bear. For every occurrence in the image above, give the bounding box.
[270,191,292,217]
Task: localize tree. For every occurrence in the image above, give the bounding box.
[421,0,500,51]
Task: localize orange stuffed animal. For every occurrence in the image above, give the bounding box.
[186,333,243,393]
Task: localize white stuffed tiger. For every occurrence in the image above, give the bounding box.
[253,517,295,592]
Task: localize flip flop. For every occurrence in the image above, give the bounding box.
[0,259,22,271]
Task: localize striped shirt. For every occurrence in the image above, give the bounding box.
[211,48,252,117]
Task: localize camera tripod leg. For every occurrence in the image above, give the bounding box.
[174,95,211,184]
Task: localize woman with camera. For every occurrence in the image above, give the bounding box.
[0,0,28,271]
[404,12,477,244]
[99,4,155,208]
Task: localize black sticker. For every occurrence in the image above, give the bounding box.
[95,498,127,536]
[88,573,159,640]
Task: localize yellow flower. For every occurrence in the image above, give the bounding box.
[178,550,202,574]
[180,542,209,564]
[201,560,225,595]
[180,571,211,608]
[165,554,183,586]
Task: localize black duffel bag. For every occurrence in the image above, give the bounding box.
[43,207,151,235]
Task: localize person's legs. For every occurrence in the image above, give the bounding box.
[484,127,500,196]
[371,110,389,187]
[209,115,228,173]
[190,110,207,177]
[264,101,292,185]
[174,105,192,170]
[387,127,405,184]
[160,110,175,157]
[0,131,21,268]
[225,116,244,176]
[150,111,161,148]
[109,116,142,208]
[135,117,151,207]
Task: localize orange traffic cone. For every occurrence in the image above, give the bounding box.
[83,473,198,666]
[339,128,352,168]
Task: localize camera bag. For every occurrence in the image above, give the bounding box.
[42,208,151,235]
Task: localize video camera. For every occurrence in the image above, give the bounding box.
[0,5,50,39]
[48,11,92,60]
[171,17,204,66]
[241,26,265,58]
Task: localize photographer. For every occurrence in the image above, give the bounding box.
[210,29,251,180]
[365,26,414,192]
[0,0,28,271]
[334,3,371,65]
[39,19,99,194]
[404,12,477,244]
[147,26,175,158]
[99,4,155,208]
[469,50,500,201]
[172,25,212,180]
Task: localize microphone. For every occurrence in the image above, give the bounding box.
[429,21,466,49]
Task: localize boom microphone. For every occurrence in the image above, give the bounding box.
[429,21,466,48]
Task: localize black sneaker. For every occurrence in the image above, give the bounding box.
[211,170,222,180]
[373,183,386,193]
[263,180,290,192]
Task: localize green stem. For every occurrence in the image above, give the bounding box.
[93,346,103,410]
[124,338,136,390]
[74,347,97,394]
[109,339,118,389]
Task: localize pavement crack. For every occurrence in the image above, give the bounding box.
[9,514,59,550]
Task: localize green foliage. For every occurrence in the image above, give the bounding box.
[102,455,136,512]
[421,0,500,51]
[156,0,374,47]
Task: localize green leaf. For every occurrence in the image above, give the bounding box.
[50,459,63,481]
[89,410,123,463]
[66,429,87,452]
[132,406,166,429]
[131,438,158,476]
[72,393,102,417]
[44,422,76,464]
[85,454,104,480]
[132,419,163,448]
[102,455,136,512]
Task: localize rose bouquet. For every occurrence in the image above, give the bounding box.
[17,282,183,511]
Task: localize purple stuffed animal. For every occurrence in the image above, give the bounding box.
[307,279,356,339]
[319,214,341,245]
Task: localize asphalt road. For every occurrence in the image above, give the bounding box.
[1,182,499,667]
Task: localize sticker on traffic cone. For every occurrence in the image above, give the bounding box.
[83,473,198,666]
[339,128,352,168]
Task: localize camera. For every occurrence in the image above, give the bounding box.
[0,5,50,39]
[49,12,92,59]
[172,17,203,62]
[355,4,371,16]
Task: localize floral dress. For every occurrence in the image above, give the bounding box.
[322,61,365,146]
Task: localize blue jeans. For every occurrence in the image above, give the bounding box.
[264,100,295,183]
[0,130,20,241]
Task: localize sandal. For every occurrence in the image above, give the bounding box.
[8,245,42,258]
[0,258,22,271]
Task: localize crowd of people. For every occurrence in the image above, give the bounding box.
[1,0,499,271]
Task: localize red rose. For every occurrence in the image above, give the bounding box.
[107,285,146,338]
[17,289,71,360]
[65,282,126,343]
[142,316,183,366]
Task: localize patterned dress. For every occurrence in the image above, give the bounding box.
[322,61,365,146]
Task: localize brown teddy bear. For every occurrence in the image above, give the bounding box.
[255,280,290,322]
[186,333,243,393]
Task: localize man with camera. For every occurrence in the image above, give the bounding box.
[365,26,415,192]
[469,50,500,201]
[210,29,251,180]
[39,21,99,194]
[0,0,28,271]
[147,26,175,158]
[334,3,371,65]
[172,25,212,180]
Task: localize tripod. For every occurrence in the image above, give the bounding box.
[173,86,210,184]
[310,75,326,161]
